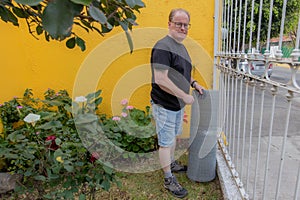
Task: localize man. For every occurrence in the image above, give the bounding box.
[150,8,203,198]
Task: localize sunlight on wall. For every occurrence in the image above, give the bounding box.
[0,0,215,136]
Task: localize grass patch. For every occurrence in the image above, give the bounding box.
[96,153,223,200]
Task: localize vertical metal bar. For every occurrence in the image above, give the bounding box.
[242,0,248,53]
[256,0,264,51]
[266,0,274,51]
[275,91,293,200]
[226,0,230,54]
[213,0,220,90]
[219,70,224,132]
[253,83,266,199]
[278,0,288,50]
[294,163,300,200]
[229,0,233,54]
[236,75,243,171]
[240,78,249,180]
[237,0,243,53]
[248,0,255,51]
[295,16,300,49]
[229,73,235,156]
[262,86,277,200]
[222,70,226,129]
[246,81,256,191]
[222,0,227,53]
[232,74,238,162]
[233,0,238,53]
[226,71,230,151]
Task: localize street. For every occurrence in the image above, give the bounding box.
[270,64,300,86]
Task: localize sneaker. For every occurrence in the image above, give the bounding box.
[171,161,187,173]
[164,175,188,198]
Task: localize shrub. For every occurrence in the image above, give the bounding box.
[0,89,117,199]
[100,99,158,159]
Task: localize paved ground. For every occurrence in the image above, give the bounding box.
[218,65,300,199]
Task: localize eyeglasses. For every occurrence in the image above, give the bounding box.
[170,21,191,29]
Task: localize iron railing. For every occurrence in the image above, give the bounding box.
[215,0,300,199]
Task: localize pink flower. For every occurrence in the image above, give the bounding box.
[0,104,2,107]
[36,132,40,135]
[46,135,56,141]
[45,135,59,150]
[183,112,188,123]
[112,116,121,121]
[121,99,128,105]
[126,105,134,110]
[17,106,23,109]
[121,112,128,117]
[90,152,101,163]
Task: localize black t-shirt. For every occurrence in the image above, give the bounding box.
[151,35,192,111]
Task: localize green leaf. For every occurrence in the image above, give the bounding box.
[70,0,93,6]
[14,0,43,6]
[12,7,28,18]
[134,0,145,7]
[94,97,102,106]
[88,5,107,24]
[36,25,43,35]
[119,21,128,31]
[101,180,110,191]
[64,164,74,172]
[125,0,136,8]
[42,0,83,40]
[76,36,86,51]
[103,165,113,175]
[75,113,98,124]
[37,120,62,130]
[55,138,62,145]
[34,175,46,181]
[66,37,76,49]
[125,31,133,53]
[53,148,63,158]
[79,194,86,200]
[0,7,18,26]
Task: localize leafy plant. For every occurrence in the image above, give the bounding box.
[100,99,158,159]
[0,88,118,199]
[0,0,145,51]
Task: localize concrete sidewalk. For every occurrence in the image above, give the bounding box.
[217,135,300,200]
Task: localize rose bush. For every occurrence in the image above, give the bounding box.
[0,89,158,199]
[100,99,158,159]
[0,89,117,199]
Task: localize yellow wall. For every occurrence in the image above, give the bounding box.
[0,1,215,135]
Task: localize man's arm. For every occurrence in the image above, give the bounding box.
[154,68,194,105]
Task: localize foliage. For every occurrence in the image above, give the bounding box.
[0,0,146,52]
[0,88,118,199]
[100,99,158,160]
[0,89,158,199]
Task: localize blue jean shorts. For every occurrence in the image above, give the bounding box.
[151,101,184,147]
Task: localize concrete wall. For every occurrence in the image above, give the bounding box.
[0,0,215,135]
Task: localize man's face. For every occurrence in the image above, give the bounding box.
[168,11,190,42]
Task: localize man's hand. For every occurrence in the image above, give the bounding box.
[183,94,194,104]
[194,82,204,94]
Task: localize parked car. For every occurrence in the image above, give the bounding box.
[238,55,273,77]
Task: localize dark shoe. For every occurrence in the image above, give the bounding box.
[171,161,187,173]
[164,175,188,198]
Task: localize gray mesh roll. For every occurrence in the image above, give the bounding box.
[187,90,219,182]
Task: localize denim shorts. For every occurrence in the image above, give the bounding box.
[151,101,184,147]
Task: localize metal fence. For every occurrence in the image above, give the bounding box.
[214,0,300,199]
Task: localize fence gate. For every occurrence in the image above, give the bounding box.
[214,0,300,199]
